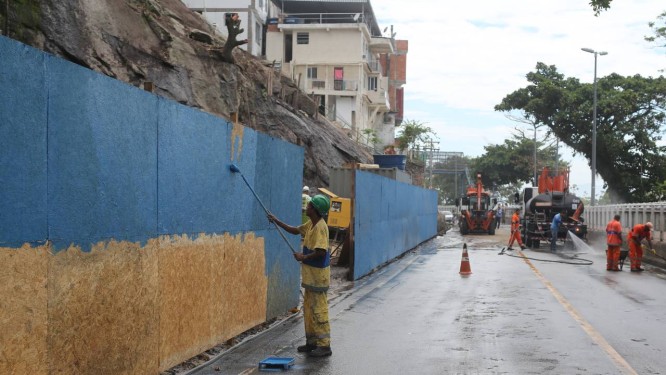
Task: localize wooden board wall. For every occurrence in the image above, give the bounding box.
[0,233,267,374]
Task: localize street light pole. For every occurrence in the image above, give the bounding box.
[581,47,607,206]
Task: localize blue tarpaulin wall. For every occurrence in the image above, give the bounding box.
[0,35,302,318]
[353,170,438,280]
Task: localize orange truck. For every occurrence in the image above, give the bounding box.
[458,172,497,235]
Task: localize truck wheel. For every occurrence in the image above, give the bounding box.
[488,220,496,235]
[533,239,540,248]
[525,235,533,248]
[461,221,469,235]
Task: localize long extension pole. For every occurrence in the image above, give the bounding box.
[229,164,297,254]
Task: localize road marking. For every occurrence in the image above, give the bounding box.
[518,250,638,375]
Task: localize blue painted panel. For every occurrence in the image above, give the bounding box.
[157,100,232,234]
[0,37,48,246]
[256,134,303,317]
[46,56,158,250]
[353,170,438,280]
[224,128,259,232]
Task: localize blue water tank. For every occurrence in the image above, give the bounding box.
[373,155,407,170]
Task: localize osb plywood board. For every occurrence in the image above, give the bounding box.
[158,233,267,371]
[158,234,216,370]
[214,233,267,340]
[0,244,49,375]
[48,240,159,375]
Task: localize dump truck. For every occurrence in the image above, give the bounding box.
[457,172,497,235]
[519,167,587,248]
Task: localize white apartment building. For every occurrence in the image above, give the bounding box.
[265,0,396,150]
[182,0,270,57]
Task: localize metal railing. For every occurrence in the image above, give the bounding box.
[280,12,367,26]
[585,203,666,242]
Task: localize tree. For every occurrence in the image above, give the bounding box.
[429,154,473,204]
[395,120,436,154]
[471,135,564,187]
[220,13,248,64]
[645,11,666,49]
[590,0,613,16]
[496,62,666,203]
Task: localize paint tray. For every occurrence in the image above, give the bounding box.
[258,357,295,371]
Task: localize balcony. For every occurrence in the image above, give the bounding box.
[333,80,358,92]
[366,88,389,108]
[309,80,326,90]
[370,36,394,54]
[366,59,381,73]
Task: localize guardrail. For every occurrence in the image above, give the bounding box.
[585,203,666,242]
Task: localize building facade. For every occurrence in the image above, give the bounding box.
[265,0,406,151]
[183,0,269,57]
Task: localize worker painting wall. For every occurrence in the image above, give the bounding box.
[0,36,301,374]
[353,170,438,280]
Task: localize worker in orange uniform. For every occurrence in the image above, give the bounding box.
[605,214,623,271]
[507,208,526,250]
[628,222,654,272]
[267,195,333,357]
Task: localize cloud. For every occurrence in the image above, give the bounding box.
[377,0,664,194]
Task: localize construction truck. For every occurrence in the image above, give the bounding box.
[457,172,497,235]
[519,167,587,248]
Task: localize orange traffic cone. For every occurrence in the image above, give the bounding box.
[459,243,472,276]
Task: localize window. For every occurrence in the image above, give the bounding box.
[307,67,318,79]
[334,67,344,90]
[297,32,309,44]
[255,22,261,43]
[368,76,378,91]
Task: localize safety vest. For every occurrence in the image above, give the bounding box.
[605,220,622,246]
[511,213,520,231]
[630,224,651,242]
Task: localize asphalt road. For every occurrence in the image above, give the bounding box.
[188,226,666,375]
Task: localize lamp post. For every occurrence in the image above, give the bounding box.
[581,47,607,206]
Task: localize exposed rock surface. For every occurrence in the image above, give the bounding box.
[2,0,373,189]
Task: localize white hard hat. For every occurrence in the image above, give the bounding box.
[303,186,309,192]
[646,222,653,229]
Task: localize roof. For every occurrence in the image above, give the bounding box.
[271,0,382,36]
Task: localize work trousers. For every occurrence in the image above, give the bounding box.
[303,289,331,347]
[606,245,621,271]
[629,239,644,270]
[551,230,558,252]
[508,230,524,248]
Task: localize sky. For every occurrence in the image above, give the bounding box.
[373,0,665,198]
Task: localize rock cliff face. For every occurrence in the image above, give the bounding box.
[1,0,373,189]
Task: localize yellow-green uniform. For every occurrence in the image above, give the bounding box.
[298,218,331,348]
[302,193,312,224]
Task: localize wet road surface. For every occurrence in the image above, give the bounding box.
[188,226,666,375]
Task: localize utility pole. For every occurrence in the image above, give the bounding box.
[424,140,439,189]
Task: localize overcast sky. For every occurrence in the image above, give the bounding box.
[374,0,665,197]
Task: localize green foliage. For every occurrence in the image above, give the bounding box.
[590,0,613,16]
[496,62,666,203]
[1,0,41,40]
[395,120,436,152]
[361,128,380,145]
[471,136,565,187]
[645,11,666,48]
[429,154,474,204]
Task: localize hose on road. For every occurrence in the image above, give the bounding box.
[498,247,594,266]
